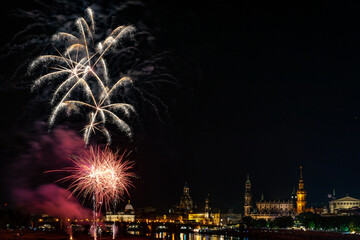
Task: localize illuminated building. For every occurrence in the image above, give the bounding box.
[124,200,135,213]
[250,197,294,220]
[244,174,252,216]
[296,166,307,214]
[329,195,360,214]
[179,182,193,213]
[105,200,135,222]
[256,199,293,214]
[188,212,220,225]
[188,194,220,225]
[243,174,296,220]
[168,182,194,216]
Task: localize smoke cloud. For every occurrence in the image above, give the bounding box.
[13,184,91,219]
[9,121,92,219]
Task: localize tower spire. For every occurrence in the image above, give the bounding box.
[244,174,252,216]
[296,166,306,214]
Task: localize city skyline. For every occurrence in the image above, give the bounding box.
[1,0,360,214]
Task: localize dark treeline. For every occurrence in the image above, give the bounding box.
[242,213,360,233]
[298,212,360,232]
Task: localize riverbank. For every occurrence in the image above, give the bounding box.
[0,230,156,240]
[0,229,359,240]
[244,229,360,240]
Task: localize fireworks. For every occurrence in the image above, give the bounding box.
[48,145,135,240]
[53,146,135,210]
[29,7,137,144]
[24,7,170,238]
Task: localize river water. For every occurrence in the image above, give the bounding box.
[153,233,248,240]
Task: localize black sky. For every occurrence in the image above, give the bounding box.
[1,1,360,213]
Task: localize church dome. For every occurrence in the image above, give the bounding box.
[125,200,134,212]
[179,184,193,211]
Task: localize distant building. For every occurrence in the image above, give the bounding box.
[188,194,220,225]
[188,212,220,224]
[244,174,252,216]
[296,166,307,214]
[307,206,324,215]
[105,200,135,222]
[329,195,360,214]
[220,210,242,225]
[205,194,210,215]
[256,199,293,214]
[169,182,194,216]
[249,197,294,220]
[243,170,302,220]
[179,182,193,213]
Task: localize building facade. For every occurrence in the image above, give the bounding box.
[105,200,135,222]
[243,170,302,219]
[188,212,220,225]
[243,174,295,220]
[329,196,360,214]
[188,193,220,224]
[256,200,293,214]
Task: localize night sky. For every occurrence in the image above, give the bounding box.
[1,1,360,214]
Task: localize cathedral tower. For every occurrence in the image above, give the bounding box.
[296,166,307,214]
[205,194,210,213]
[179,182,193,213]
[244,174,252,216]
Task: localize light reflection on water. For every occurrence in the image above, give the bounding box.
[153,232,249,240]
[127,231,141,235]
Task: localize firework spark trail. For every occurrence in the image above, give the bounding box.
[1,1,140,81]
[49,146,135,210]
[50,76,136,145]
[29,8,137,144]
